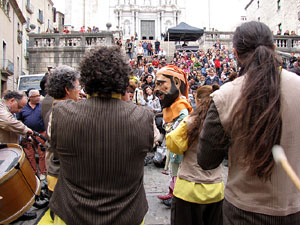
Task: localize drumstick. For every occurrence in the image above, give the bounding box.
[272,145,300,192]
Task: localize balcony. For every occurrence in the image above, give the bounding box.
[274,35,300,52]
[25,2,34,14]
[199,31,300,54]
[1,60,14,76]
[28,32,116,49]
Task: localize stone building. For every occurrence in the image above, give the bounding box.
[63,0,185,40]
[245,0,300,35]
[53,10,64,32]
[0,0,56,93]
[114,0,183,40]
[21,0,55,74]
[0,0,26,93]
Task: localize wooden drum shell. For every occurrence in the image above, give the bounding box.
[0,144,41,225]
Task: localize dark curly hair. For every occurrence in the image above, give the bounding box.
[46,65,80,99]
[79,46,130,97]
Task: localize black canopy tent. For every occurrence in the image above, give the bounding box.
[164,22,204,42]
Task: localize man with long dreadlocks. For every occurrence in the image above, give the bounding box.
[154,65,193,206]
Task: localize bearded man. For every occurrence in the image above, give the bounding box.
[154,65,192,206]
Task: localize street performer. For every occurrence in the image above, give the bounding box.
[0,91,33,143]
[49,46,156,225]
[155,65,192,206]
[0,91,38,221]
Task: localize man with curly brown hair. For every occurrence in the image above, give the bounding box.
[49,46,156,225]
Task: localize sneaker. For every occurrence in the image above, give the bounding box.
[157,192,173,200]
[40,174,46,180]
[162,198,172,208]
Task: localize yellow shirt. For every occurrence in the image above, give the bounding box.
[174,177,224,204]
[166,117,224,204]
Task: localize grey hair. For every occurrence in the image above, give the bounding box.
[46,65,80,99]
[28,89,40,97]
[3,91,26,101]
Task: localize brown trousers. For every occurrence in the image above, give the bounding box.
[223,199,300,225]
[22,131,47,175]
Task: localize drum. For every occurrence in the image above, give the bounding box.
[0,144,41,224]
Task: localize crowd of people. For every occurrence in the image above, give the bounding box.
[1,21,300,225]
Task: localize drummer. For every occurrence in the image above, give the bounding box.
[0,90,37,221]
[0,91,33,143]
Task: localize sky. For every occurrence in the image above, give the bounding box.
[184,0,248,31]
[52,0,248,31]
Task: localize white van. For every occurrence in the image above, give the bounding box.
[18,74,45,91]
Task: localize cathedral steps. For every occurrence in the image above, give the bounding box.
[122,40,200,57]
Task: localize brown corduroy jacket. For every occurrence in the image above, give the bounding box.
[49,97,154,225]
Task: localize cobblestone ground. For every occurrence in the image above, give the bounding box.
[10,154,228,225]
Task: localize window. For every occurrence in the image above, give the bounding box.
[26,17,30,30]
[1,0,6,9]
[277,0,281,10]
[17,57,19,77]
[26,39,29,57]
[3,41,6,68]
[38,26,40,33]
[6,1,10,15]
[53,7,56,23]
[278,23,282,35]
[257,0,259,8]
[38,9,44,23]
[258,17,260,22]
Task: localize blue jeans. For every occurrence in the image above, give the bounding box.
[127,52,133,60]
[144,49,148,56]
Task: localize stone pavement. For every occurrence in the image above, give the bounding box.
[10,156,228,225]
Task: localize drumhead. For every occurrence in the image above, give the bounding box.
[0,147,22,177]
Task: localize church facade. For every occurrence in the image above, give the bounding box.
[113,0,184,40]
[63,0,185,40]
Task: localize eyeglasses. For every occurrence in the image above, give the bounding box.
[74,85,82,90]
[30,95,40,98]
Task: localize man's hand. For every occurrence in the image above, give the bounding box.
[26,128,33,136]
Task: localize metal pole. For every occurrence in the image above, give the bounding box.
[208,0,211,31]
[168,32,170,57]
[83,0,86,27]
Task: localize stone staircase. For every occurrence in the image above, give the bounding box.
[124,40,200,58]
